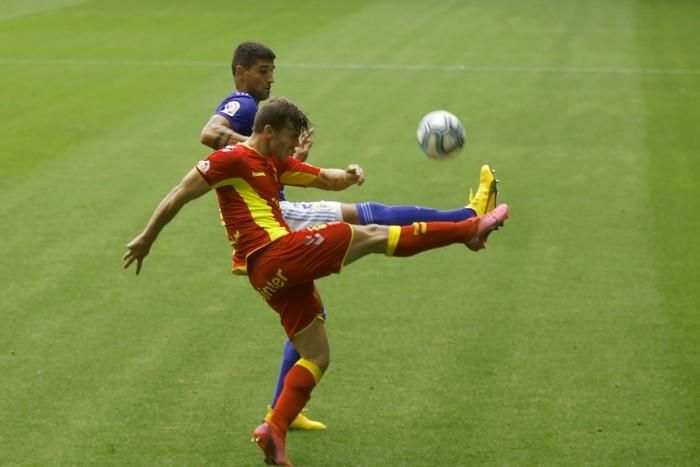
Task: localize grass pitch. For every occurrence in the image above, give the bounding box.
[1,1,698,466]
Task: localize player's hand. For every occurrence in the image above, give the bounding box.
[345,164,365,186]
[293,128,314,162]
[122,235,153,275]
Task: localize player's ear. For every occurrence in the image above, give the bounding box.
[233,64,247,79]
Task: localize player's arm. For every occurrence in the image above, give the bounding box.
[123,169,211,275]
[200,115,248,150]
[309,164,365,191]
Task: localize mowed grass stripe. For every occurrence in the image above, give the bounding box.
[401,0,695,464]
[638,0,700,464]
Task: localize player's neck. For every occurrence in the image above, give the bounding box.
[234,84,259,103]
[246,134,272,158]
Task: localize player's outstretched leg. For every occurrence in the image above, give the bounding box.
[466,164,498,216]
[383,204,509,257]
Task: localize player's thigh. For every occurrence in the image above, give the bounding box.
[248,223,353,290]
[274,282,326,343]
[281,200,343,231]
[247,226,351,348]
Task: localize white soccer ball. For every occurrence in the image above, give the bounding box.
[416,110,466,160]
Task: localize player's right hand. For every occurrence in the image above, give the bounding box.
[345,164,365,186]
[122,235,153,275]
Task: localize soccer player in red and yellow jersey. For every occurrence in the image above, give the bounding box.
[201,41,499,431]
[124,96,508,466]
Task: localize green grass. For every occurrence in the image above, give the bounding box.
[1,0,698,465]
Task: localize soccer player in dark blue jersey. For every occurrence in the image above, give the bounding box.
[200,41,498,430]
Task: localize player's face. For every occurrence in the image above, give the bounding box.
[269,125,300,159]
[242,59,275,102]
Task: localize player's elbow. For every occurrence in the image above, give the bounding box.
[200,128,216,149]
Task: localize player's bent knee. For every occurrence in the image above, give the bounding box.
[291,318,331,372]
[301,352,330,373]
[354,223,389,240]
[315,355,331,373]
[357,224,390,250]
[340,203,361,224]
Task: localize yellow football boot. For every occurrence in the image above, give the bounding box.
[466,164,498,216]
[264,406,327,431]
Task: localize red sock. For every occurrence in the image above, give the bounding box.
[386,219,479,257]
[269,359,321,431]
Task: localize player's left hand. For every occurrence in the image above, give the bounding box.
[345,164,365,186]
[293,128,314,162]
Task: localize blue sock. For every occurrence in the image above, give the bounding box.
[270,340,300,408]
[356,202,476,226]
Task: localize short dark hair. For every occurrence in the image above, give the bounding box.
[231,41,276,75]
[253,97,310,135]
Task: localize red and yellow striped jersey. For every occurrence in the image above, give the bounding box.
[195,143,320,274]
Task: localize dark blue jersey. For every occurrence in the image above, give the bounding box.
[214,92,258,137]
[214,92,286,200]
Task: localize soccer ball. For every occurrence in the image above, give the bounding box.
[416,110,466,160]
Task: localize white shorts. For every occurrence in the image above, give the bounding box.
[280,200,344,231]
